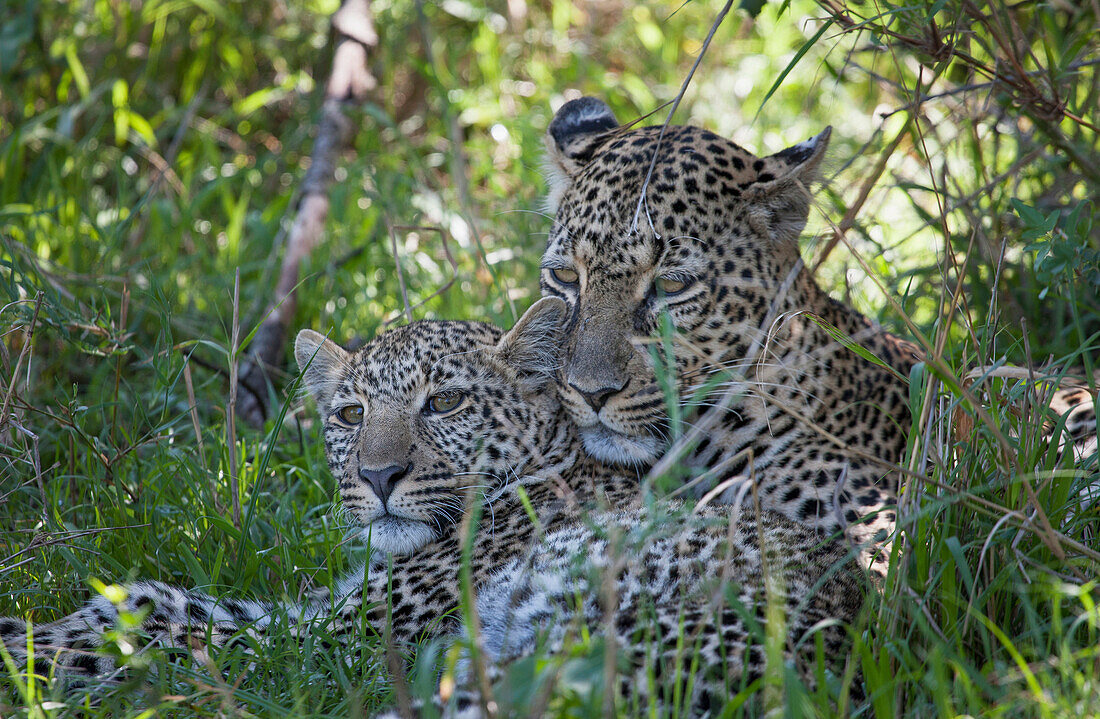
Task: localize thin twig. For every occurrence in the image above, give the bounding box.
[384,215,414,325]
[0,524,150,574]
[631,0,735,235]
[126,89,204,248]
[382,225,461,326]
[811,115,911,272]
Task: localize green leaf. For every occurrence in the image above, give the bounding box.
[755,19,832,120]
[127,110,158,147]
[63,42,90,98]
[805,313,910,383]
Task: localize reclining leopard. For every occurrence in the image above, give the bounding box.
[0,300,600,682]
[1,299,867,713]
[539,97,1098,560]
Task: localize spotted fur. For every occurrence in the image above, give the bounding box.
[425,501,866,718]
[540,98,921,561]
[1,300,865,716]
[0,299,631,684]
[538,98,1100,571]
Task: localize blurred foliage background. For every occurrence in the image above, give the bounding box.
[1,0,1098,716]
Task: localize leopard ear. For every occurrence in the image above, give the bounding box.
[494,297,569,388]
[543,97,619,211]
[744,127,831,245]
[294,329,351,410]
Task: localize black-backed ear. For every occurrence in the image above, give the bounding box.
[544,97,619,211]
[294,329,351,410]
[494,297,569,389]
[744,127,831,245]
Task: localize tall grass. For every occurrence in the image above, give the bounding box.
[1,0,1098,716]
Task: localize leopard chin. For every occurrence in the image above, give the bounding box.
[580,424,663,466]
[359,515,439,556]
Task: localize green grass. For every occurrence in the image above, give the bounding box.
[2,0,1099,715]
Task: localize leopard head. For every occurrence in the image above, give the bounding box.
[295,298,569,554]
[540,97,830,465]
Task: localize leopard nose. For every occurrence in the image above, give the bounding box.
[359,463,411,504]
[569,382,622,412]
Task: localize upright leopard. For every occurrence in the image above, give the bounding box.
[539,97,1097,562]
[540,97,921,557]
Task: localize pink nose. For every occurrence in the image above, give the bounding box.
[358,463,411,504]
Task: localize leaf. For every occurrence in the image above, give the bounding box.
[63,42,90,98]
[755,19,832,120]
[235,86,283,117]
[1010,198,1043,225]
[908,361,928,417]
[805,313,910,383]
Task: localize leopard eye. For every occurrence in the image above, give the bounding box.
[426,391,465,414]
[550,268,579,285]
[337,404,364,424]
[655,277,689,296]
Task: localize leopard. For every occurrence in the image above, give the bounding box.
[538,96,1099,567]
[539,97,921,563]
[1,298,868,715]
[0,298,602,684]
